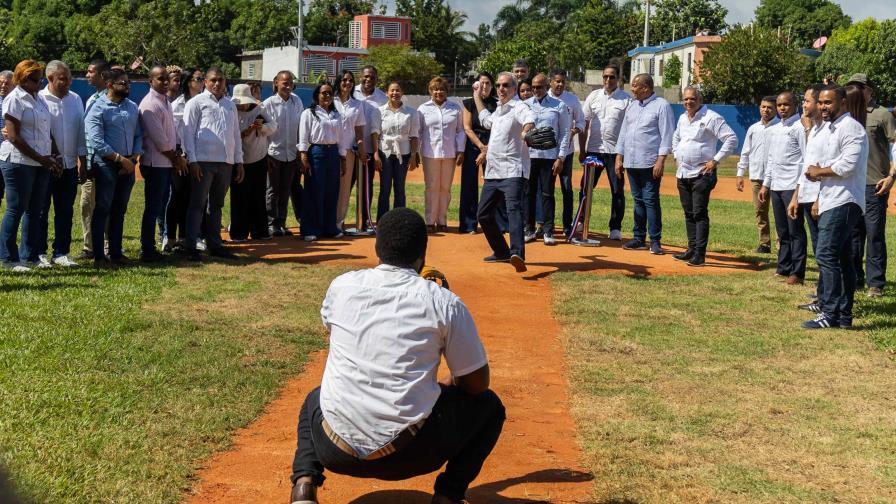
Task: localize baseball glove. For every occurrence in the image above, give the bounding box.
[420,265,450,291]
[524,126,558,150]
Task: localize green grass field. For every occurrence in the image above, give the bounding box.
[1,172,895,503]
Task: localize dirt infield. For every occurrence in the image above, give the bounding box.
[184,232,758,503]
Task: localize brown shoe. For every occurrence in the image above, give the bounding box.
[868,286,883,298]
[290,481,318,504]
[786,275,803,285]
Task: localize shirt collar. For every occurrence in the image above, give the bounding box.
[780,113,800,126]
[638,93,657,106]
[375,263,420,276]
[149,88,166,101]
[687,105,708,123]
[828,111,852,130]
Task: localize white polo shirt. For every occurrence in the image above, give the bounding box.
[319,264,488,458]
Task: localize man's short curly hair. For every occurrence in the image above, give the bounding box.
[375,208,428,268]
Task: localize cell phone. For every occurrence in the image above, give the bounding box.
[254,115,266,125]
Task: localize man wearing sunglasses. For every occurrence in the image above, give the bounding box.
[580,64,631,241]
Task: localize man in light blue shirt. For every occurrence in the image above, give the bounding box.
[615,73,675,255]
[84,67,142,267]
[524,73,570,245]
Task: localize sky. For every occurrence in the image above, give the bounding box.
[407,0,896,33]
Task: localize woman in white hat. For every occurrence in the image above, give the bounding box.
[230,83,277,241]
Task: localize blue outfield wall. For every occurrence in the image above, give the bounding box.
[68,79,758,151]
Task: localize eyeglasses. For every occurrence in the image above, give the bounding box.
[192,77,205,82]
[602,75,617,80]
[496,83,513,88]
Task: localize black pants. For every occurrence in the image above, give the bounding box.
[291,386,505,501]
[770,189,807,278]
[478,177,526,259]
[527,159,557,235]
[579,152,624,232]
[166,171,191,241]
[459,140,483,233]
[852,186,888,290]
[267,157,298,229]
[677,172,716,253]
[230,157,270,240]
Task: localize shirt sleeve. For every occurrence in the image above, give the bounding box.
[557,103,571,159]
[671,120,681,156]
[232,106,243,164]
[454,105,466,154]
[85,104,113,159]
[478,108,493,130]
[657,103,675,156]
[139,105,165,154]
[570,95,585,130]
[830,124,866,177]
[369,105,382,135]
[409,109,421,138]
[297,109,312,152]
[181,99,200,164]
[3,94,24,121]
[259,108,277,137]
[737,127,752,177]
[582,92,595,121]
[443,298,488,378]
[617,113,627,157]
[713,117,738,162]
[355,103,367,128]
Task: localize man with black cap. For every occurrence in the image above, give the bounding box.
[289,208,504,504]
[846,73,896,298]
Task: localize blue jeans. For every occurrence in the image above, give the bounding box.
[378,153,409,220]
[770,189,807,278]
[817,203,862,321]
[580,153,625,232]
[0,160,50,263]
[301,145,341,237]
[38,167,79,258]
[477,177,525,259]
[91,159,135,260]
[139,165,172,252]
[626,168,662,243]
[852,186,888,289]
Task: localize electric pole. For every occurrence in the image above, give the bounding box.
[292,0,305,82]
[643,0,651,47]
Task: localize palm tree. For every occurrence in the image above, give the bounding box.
[492,0,531,40]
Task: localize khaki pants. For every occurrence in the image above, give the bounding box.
[336,150,356,227]
[423,157,455,226]
[751,179,771,247]
[79,179,95,254]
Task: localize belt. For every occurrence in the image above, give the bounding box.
[321,418,426,461]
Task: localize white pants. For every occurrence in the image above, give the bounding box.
[336,150,357,227]
[423,157,455,226]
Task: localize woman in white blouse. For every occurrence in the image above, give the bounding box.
[298,82,345,241]
[0,60,61,271]
[417,76,465,232]
[230,84,277,241]
[333,70,367,230]
[377,81,420,220]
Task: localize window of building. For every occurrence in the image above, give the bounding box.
[649,57,655,76]
[305,55,337,78]
[659,58,664,76]
[371,21,401,40]
[348,21,362,48]
[687,52,692,72]
[247,63,255,79]
[339,57,363,74]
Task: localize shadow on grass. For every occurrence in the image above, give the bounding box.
[346,469,595,504]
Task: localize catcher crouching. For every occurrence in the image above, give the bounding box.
[289,208,504,504]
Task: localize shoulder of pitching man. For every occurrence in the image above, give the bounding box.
[525,126,558,150]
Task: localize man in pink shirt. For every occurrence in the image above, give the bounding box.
[138,65,186,262]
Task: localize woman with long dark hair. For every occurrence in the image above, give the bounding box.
[298,82,344,241]
[459,72,497,233]
[165,68,204,251]
[334,70,367,230]
[844,84,868,127]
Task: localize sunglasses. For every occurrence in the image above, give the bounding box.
[192,77,205,82]
[602,75,617,80]
[496,83,513,88]
[25,74,41,83]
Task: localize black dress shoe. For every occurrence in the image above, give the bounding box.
[110,255,131,266]
[186,249,202,262]
[673,249,695,262]
[290,481,318,504]
[686,254,705,267]
[139,250,164,263]
[755,244,772,254]
[209,246,237,259]
[483,254,510,263]
[272,226,285,237]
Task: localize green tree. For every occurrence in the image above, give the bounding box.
[364,43,443,93]
[395,0,471,70]
[816,19,896,104]
[304,0,374,46]
[699,25,814,104]
[663,53,682,86]
[227,0,296,51]
[754,0,851,48]
[558,0,641,77]
[650,0,727,43]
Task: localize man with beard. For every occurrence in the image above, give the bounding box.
[77,59,109,260]
[84,67,142,267]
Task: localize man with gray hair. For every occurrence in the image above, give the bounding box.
[36,60,86,268]
[473,71,535,273]
[615,73,675,255]
[671,86,737,266]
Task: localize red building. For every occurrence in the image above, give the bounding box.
[349,15,412,49]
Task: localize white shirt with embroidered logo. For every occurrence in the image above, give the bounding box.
[672,105,738,179]
[319,264,488,458]
[582,87,630,154]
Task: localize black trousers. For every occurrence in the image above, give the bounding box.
[478,177,526,259]
[770,189,807,278]
[230,157,270,240]
[852,186,888,289]
[459,140,483,233]
[677,172,716,253]
[291,386,505,502]
[166,171,191,241]
[527,159,557,234]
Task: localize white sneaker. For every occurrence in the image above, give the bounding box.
[53,255,79,267]
[37,255,54,269]
[10,262,32,273]
[161,236,172,252]
[609,229,622,241]
[304,235,317,242]
[196,239,207,251]
[544,234,557,246]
